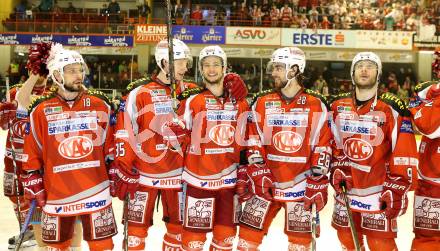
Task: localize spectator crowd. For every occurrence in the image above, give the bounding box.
[7,0,440,33]
[185,0,438,32]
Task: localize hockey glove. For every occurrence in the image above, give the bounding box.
[162,119,190,150]
[223,73,248,102]
[246,149,264,165]
[21,171,46,207]
[379,175,410,219]
[426,83,440,100]
[0,102,17,130]
[303,175,329,212]
[111,165,139,200]
[247,163,275,201]
[330,168,353,194]
[236,166,253,203]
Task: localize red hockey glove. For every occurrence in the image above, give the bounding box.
[303,175,329,212]
[112,165,139,201]
[379,176,410,219]
[247,163,275,201]
[426,83,440,100]
[236,166,253,203]
[21,171,46,207]
[246,149,264,165]
[0,102,17,130]
[223,73,248,102]
[330,168,353,194]
[162,119,190,150]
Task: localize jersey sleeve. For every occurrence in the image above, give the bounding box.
[309,99,332,175]
[388,111,418,189]
[409,97,440,139]
[23,107,43,172]
[112,91,141,172]
[236,100,251,153]
[103,104,116,168]
[246,97,266,159]
[179,95,196,131]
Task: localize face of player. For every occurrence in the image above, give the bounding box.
[271,62,288,89]
[171,58,189,81]
[62,63,84,92]
[201,56,225,86]
[353,60,378,90]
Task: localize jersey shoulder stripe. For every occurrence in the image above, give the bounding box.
[414,81,437,94]
[250,89,275,106]
[379,92,409,116]
[329,92,351,104]
[177,86,205,101]
[304,88,329,109]
[86,89,112,108]
[28,91,56,113]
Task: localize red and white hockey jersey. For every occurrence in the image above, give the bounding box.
[179,89,249,190]
[3,84,49,196]
[23,89,114,216]
[249,88,332,201]
[113,76,198,189]
[331,92,418,213]
[409,81,440,185]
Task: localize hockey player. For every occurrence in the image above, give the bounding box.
[236,47,332,250]
[110,38,197,251]
[1,42,84,250]
[20,44,117,251]
[173,45,248,251]
[408,55,440,250]
[329,52,418,251]
[1,73,46,250]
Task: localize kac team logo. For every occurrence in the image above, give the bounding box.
[272,131,303,153]
[343,138,373,161]
[12,120,27,138]
[209,124,235,146]
[58,136,94,160]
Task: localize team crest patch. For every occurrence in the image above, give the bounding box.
[414,195,440,231]
[332,200,349,227]
[91,206,116,239]
[3,172,14,196]
[286,201,312,232]
[42,213,59,242]
[361,212,387,232]
[239,195,271,229]
[184,196,215,230]
[128,191,148,224]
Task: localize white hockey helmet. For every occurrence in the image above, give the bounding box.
[350,51,382,85]
[46,43,88,87]
[198,45,227,73]
[155,38,192,73]
[267,47,306,74]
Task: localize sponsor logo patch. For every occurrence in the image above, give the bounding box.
[266,113,308,127]
[48,117,98,135]
[206,110,237,121]
[339,119,377,135]
[44,106,63,115]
